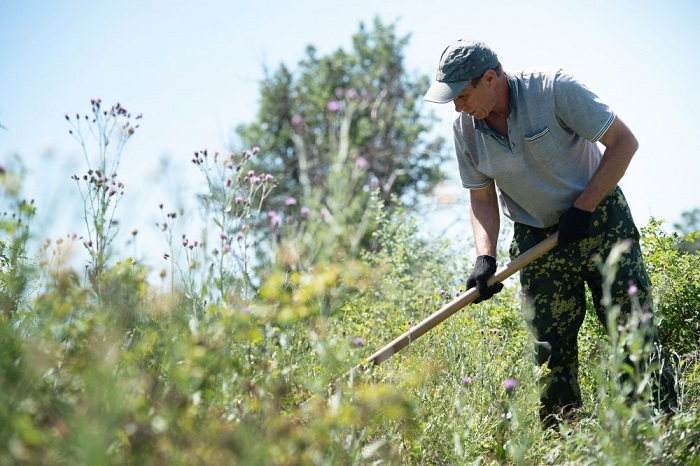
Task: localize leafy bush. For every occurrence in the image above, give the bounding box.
[0,157,36,319]
[641,218,700,357]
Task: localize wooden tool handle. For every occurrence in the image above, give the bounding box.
[367,233,558,366]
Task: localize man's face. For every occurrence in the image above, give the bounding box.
[452,76,494,119]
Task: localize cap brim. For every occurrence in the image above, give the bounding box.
[423,80,468,103]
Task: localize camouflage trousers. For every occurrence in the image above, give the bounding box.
[509,187,677,424]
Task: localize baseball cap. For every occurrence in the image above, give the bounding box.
[424,39,500,103]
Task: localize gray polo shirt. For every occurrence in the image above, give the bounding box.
[454,69,615,228]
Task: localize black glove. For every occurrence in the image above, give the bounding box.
[466,255,504,303]
[558,206,594,246]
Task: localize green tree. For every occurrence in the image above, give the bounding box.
[673,208,700,253]
[236,18,448,214]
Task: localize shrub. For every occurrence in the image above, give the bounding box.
[641,218,700,357]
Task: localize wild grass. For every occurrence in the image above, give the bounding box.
[1,101,698,465]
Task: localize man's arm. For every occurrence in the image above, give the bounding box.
[470,183,500,256]
[466,183,504,302]
[573,116,639,212]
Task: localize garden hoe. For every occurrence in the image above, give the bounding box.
[299,233,559,408]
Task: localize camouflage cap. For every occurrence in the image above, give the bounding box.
[424,39,499,103]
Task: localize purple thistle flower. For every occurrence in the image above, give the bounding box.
[355,156,370,170]
[503,377,518,393]
[326,100,341,113]
[236,231,245,241]
[252,146,260,154]
[284,197,297,206]
[291,114,303,127]
[627,280,639,296]
[300,207,310,220]
[250,176,261,185]
[345,88,359,100]
[461,376,473,386]
[264,174,274,182]
[350,337,365,347]
[235,196,244,204]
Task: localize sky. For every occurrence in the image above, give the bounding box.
[1,0,699,265]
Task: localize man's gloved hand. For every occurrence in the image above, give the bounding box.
[466,255,504,303]
[558,206,594,246]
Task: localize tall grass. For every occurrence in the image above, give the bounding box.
[0,101,698,465]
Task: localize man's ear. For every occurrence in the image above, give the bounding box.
[484,69,497,85]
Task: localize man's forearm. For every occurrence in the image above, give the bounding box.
[470,184,500,256]
[574,117,639,212]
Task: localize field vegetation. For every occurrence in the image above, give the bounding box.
[1,20,698,465]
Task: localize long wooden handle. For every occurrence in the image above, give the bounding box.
[366,233,559,366]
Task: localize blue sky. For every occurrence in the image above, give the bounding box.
[1,1,699,261]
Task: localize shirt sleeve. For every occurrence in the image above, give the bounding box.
[453,117,493,189]
[553,71,615,142]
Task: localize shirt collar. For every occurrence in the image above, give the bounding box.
[472,73,518,134]
[507,72,519,111]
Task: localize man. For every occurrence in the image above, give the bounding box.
[424,39,676,427]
